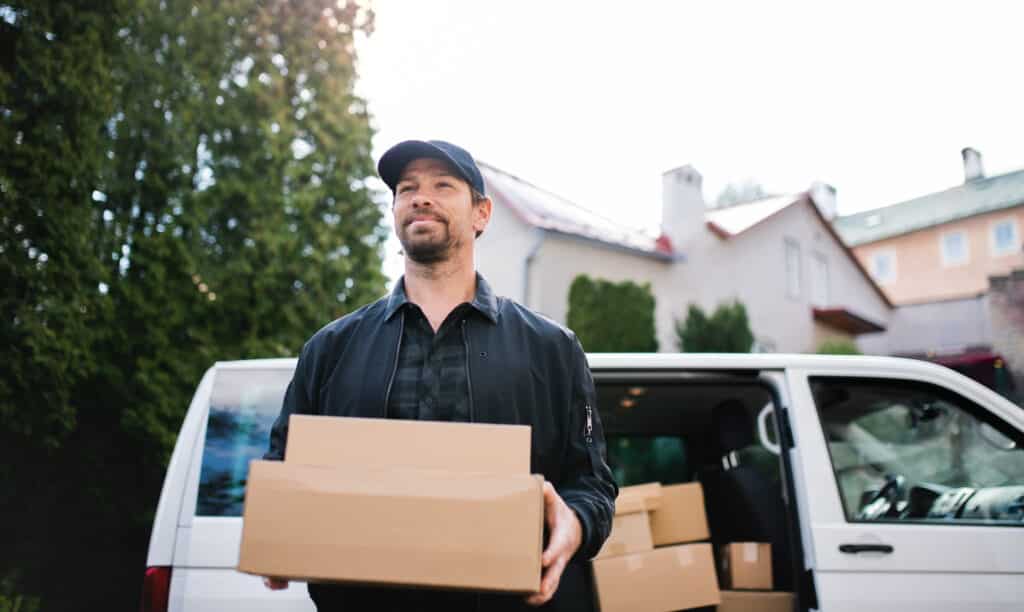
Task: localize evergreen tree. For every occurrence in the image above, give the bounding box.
[676,301,754,352]
[0,1,384,609]
[567,275,658,352]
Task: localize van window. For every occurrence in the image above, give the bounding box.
[195,368,292,516]
[811,377,1024,525]
[606,435,690,486]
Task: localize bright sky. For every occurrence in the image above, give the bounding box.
[355,1,1024,282]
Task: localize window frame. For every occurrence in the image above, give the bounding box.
[990,217,1020,257]
[939,229,970,267]
[869,250,897,285]
[808,374,1024,528]
[785,238,802,300]
[811,252,829,307]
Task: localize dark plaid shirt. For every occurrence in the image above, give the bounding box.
[384,274,499,423]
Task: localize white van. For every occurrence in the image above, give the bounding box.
[143,354,1024,612]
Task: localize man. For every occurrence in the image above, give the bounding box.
[263,140,617,611]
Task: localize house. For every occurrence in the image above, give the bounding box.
[475,162,892,353]
[833,149,1024,400]
[833,148,1024,305]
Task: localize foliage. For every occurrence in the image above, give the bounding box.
[817,338,862,355]
[676,301,754,352]
[567,275,658,352]
[0,1,383,609]
[714,179,768,208]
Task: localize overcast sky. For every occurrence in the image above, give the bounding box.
[355,1,1024,281]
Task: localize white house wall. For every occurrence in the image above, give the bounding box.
[702,201,891,353]
[474,198,538,303]
[527,235,676,351]
[477,194,891,355]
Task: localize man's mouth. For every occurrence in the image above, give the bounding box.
[406,215,445,228]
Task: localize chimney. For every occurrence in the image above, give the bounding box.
[809,181,838,221]
[962,147,984,182]
[661,164,705,251]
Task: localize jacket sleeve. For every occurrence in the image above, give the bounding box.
[558,335,618,561]
[264,339,317,461]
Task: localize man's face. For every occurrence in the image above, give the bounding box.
[392,157,489,264]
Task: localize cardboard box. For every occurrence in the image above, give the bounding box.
[285,415,531,474]
[237,416,544,592]
[617,482,663,511]
[718,590,795,612]
[595,497,654,560]
[593,543,721,612]
[649,482,711,546]
[720,543,773,590]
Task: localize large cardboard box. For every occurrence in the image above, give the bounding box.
[237,415,544,592]
[720,542,773,590]
[595,495,654,560]
[593,543,721,612]
[718,590,795,612]
[649,482,710,546]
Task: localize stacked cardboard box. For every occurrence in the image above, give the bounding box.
[237,415,544,593]
[719,542,797,611]
[592,482,721,612]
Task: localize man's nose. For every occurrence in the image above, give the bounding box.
[410,193,432,208]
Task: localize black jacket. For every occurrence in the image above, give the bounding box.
[265,276,617,611]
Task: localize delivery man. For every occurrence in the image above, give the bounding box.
[262,140,617,611]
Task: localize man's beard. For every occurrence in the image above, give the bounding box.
[399,219,460,264]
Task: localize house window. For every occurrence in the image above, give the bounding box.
[940,230,969,267]
[870,251,897,285]
[991,218,1020,256]
[811,253,829,307]
[785,239,801,299]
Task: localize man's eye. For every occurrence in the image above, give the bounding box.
[437,181,454,188]
[397,185,414,193]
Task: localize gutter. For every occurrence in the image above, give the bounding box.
[523,229,546,308]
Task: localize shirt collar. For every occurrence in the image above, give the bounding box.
[385,272,499,324]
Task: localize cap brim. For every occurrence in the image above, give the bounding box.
[377,140,470,192]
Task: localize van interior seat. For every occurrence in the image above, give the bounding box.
[698,399,793,590]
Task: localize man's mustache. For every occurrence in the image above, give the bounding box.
[403,213,447,228]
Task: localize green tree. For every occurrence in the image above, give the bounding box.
[817,338,862,355]
[0,1,384,609]
[567,275,658,352]
[676,301,754,352]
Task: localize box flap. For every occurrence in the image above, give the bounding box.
[285,415,530,475]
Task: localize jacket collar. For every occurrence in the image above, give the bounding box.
[385,272,499,324]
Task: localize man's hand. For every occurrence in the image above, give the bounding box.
[525,481,582,607]
[263,577,289,590]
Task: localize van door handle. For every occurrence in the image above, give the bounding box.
[839,543,894,554]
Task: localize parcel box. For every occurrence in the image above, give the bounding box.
[593,542,721,612]
[718,590,795,612]
[594,492,654,560]
[720,542,773,590]
[237,415,544,592]
[649,482,710,546]
[617,482,663,511]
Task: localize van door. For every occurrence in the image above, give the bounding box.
[786,366,1024,612]
[173,364,312,612]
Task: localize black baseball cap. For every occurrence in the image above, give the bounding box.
[377,140,486,197]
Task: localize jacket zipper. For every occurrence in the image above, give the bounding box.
[462,319,475,422]
[382,310,405,418]
[585,404,593,444]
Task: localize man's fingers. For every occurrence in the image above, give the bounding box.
[526,555,567,606]
[263,577,289,590]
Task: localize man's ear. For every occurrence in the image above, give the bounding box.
[473,197,493,238]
